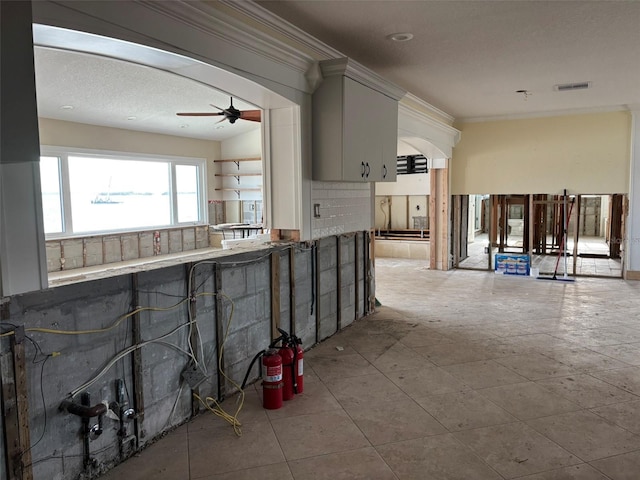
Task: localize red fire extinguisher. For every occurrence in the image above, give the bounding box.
[261,349,283,410]
[276,329,304,401]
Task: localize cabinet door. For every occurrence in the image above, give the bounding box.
[379,93,398,182]
[343,77,371,181]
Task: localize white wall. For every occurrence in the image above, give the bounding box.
[376,173,430,196]
[217,128,262,201]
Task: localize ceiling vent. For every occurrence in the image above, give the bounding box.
[554,82,591,92]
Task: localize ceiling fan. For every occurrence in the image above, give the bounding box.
[176,97,261,124]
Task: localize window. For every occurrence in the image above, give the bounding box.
[39,156,64,234]
[39,148,206,236]
[397,154,428,175]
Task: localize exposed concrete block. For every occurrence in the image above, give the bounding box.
[183,228,196,251]
[222,267,247,298]
[139,388,191,443]
[341,264,355,287]
[225,296,258,334]
[196,226,209,249]
[46,241,61,272]
[296,304,316,349]
[341,305,356,328]
[246,259,270,295]
[340,236,355,265]
[294,250,309,279]
[139,232,155,258]
[247,321,271,355]
[159,230,169,254]
[320,269,337,293]
[168,230,183,253]
[122,234,139,261]
[84,237,103,267]
[318,237,337,270]
[320,288,338,340]
[103,236,121,264]
[223,329,249,368]
[341,284,356,309]
[61,239,84,270]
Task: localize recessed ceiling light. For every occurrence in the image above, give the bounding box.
[387,32,413,42]
[127,116,137,121]
[215,125,225,130]
[179,124,189,128]
[59,105,74,110]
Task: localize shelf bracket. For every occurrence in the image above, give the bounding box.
[234,175,240,184]
[234,161,240,169]
[234,190,241,198]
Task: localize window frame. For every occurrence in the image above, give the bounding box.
[40,146,207,239]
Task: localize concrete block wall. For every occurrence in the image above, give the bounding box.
[0,236,371,480]
[45,226,210,273]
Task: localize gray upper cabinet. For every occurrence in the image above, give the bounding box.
[312,58,405,182]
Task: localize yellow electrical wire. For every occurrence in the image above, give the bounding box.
[192,292,245,437]
[0,294,218,338]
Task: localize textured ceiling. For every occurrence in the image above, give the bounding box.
[256,0,640,121]
[34,47,261,142]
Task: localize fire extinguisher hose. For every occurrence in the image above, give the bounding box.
[241,349,266,391]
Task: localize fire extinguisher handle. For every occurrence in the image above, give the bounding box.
[269,335,284,349]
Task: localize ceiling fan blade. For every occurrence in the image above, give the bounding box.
[239,110,262,122]
[176,112,224,116]
[215,117,228,124]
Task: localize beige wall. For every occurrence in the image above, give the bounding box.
[451,111,631,195]
[38,118,221,196]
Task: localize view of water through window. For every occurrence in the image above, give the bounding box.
[40,154,201,235]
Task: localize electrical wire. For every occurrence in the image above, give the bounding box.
[0,324,54,460]
[69,321,200,397]
[188,288,245,437]
[0,299,190,338]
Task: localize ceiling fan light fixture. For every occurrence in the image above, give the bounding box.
[387,32,413,42]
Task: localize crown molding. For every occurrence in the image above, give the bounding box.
[459,105,628,124]
[139,0,317,85]
[221,1,406,100]
[399,103,461,146]
[319,58,406,101]
[218,0,342,60]
[402,93,455,125]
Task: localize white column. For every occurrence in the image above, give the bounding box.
[0,1,48,295]
[626,109,640,278]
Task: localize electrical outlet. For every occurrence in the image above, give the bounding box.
[314,203,321,218]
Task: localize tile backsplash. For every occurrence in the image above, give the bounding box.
[312,181,372,239]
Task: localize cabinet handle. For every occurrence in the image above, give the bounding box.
[361,161,366,178]
[365,162,370,177]
[382,164,387,178]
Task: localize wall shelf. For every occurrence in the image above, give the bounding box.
[215,173,261,185]
[215,187,262,198]
[214,157,261,169]
[214,158,262,199]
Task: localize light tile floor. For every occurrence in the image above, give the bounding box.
[100,258,640,479]
[460,234,622,277]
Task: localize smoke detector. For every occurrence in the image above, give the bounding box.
[554,82,591,92]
